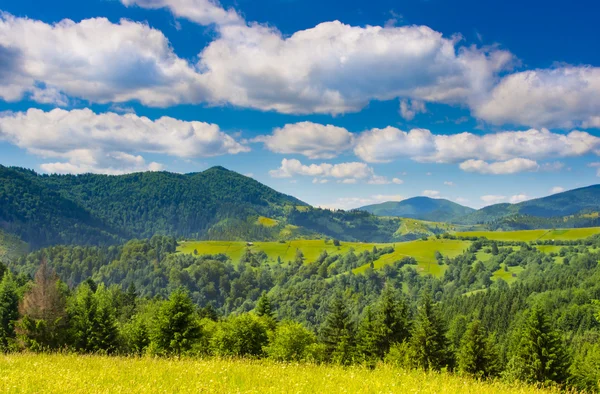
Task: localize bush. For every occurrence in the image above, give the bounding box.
[265,321,316,361]
[210,313,269,357]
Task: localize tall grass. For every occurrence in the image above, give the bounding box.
[0,354,562,393]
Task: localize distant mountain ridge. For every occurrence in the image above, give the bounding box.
[359,197,475,222]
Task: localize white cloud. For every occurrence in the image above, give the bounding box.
[509,194,529,204]
[0,108,247,174]
[254,122,354,159]
[312,178,329,184]
[444,181,455,186]
[392,178,404,184]
[480,195,507,205]
[422,190,441,198]
[120,0,243,27]
[399,99,426,120]
[269,158,390,184]
[459,158,539,174]
[354,127,600,164]
[0,14,208,106]
[320,194,404,210]
[474,67,600,128]
[550,186,565,194]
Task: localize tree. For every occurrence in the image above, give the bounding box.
[151,288,201,356]
[409,292,450,371]
[378,285,410,353]
[265,321,316,361]
[69,283,118,354]
[333,239,341,247]
[356,306,384,365]
[255,291,275,319]
[211,313,268,357]
[507,306,570,385]
[17,260,68,351]
[320,292,355,365]
[457,320,500,378]
[0,272,19,351]
[491,242,499,256]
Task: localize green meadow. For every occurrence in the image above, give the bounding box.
[0,354,560,394]
[455,227,600,241]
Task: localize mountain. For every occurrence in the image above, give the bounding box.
[0,165,413,248]
[359,197,475,222]
[456,184,600,229]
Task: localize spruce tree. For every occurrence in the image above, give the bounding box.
[255,291,274,319]
[409,292,450,371]
[509,306,570,385]
[321,292,355,365]
[151,287,201,356]
[356,306,384,364]
[457,320,500,378]
[378,285,410,354]
[0,272,19,351]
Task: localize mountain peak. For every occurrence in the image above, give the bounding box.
[360,196,474,222]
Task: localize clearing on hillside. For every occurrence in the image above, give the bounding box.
[454,227,600,242]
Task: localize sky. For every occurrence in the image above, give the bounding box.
[0,0,599,209]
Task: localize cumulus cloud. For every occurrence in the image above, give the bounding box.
[550,186,565,194]
[0,14,212,106]
[0,108,247,174]
[320,194,404,210]
[120,0,243,26]
[269,158,391,184]
[399,99,426,120]
[422,190,441,198]
[509,194,529,204]
[459,158,539,174]
[254,122,354,159]
[474,67,600,128]
[354,127,599,168]
[444,181,455,186]
[480,195,507,205]
[392,178,404,184]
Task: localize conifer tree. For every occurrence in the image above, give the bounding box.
[379,285,410,354]
[255,291,274,319]
[509,306,570,385]
[0,272,19,351]
[356,306,384,365]
[457,320,500,378]
[151,287,201,356]
[321,292,355,365]
[409,292,450,371]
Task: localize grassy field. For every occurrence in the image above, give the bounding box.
[492,265,525,284]
[455,227,600,242]
[0,354,559,394]
[179,239,470,278]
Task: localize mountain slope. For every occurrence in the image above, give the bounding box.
[360,197,475,222]
[456,184,600,228]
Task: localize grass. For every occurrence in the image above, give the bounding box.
[492,265,525,284]
[0,354,559,394]
[178,240,388,264]
[256,216,279,227]
[455,227,600,242]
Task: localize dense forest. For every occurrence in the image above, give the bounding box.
[1,233,599,391]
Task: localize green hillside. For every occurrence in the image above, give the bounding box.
[360,197,475,222]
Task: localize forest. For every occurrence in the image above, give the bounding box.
[1,233,599,391]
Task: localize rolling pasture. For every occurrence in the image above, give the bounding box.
[455,227,600,242]
[0,354,560,394]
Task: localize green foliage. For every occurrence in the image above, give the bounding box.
[150,288,201,356]
[320,292,355,365]
[210,314,268,357]
[265,321,316,361]
[0,272,19,350]
[506,306,571,386]
[457,320,500,378]
[409,292,450,371]
[361,196,475,222]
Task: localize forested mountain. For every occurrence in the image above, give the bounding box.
[457,185,600,229]
[360,197,475,222]
[0,165,415,248]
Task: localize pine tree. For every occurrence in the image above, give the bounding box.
[409,292,450,371]
[509,306,571,385]
[356,306,384,365]
[457,320,500,378]
[379,285,410,354]
[255,291,274,319]
[151,287,201,356]
[321,292,355,365]
[0,272,19,351]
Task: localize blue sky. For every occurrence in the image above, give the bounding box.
[0,0,599,209]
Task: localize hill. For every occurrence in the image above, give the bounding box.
[360,197,475,222]
[457,184,600,229]
[0,165,416,247]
